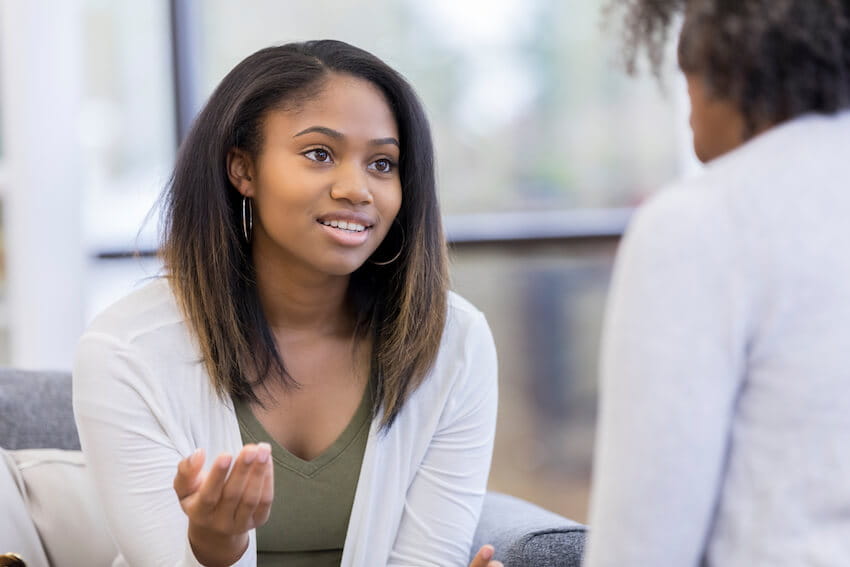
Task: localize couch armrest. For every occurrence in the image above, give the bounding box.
[0,450,50,567]
[472,492,586,567]
[1,449,116,567]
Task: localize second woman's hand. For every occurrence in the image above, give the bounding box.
[173,443,274,567]
[469,544,503,567]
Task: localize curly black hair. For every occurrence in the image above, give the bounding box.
[608,0,850,132]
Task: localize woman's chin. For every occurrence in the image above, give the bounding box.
[317,254,373,277]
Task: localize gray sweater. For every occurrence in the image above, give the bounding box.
[585,111,850,567]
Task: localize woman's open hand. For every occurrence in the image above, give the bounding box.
[173,443,274,567]
[469,544,503,567]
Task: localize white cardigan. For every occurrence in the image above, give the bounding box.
[73,279,498,567]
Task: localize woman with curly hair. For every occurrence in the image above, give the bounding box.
[586,2,850,565]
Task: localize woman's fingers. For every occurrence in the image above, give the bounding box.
[173,448,206,501]
[254,453,274,525]
[216,445,259,518]
[468,545,502,567]
[193,452,234,515]
[233,442,273,528]
[174,444,275,534]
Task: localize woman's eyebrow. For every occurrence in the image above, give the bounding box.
[294,125,343,139]
[370,137,400,148]
[294,126,399,147]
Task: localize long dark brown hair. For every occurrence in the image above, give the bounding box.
[608,0,850,131]
[160,40,448,429]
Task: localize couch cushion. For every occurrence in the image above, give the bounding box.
[0,368,79,450]
[3,449,117,567]
[473,492,587,567]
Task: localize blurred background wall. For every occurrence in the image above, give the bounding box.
[0,0,696,522]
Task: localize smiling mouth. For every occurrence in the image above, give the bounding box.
[318,219,370,233]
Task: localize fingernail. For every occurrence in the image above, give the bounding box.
[257,442,271,463]
[217,453,233,469]
[189,448,203,466]
[482,546,493,560]
[242,446,257,464]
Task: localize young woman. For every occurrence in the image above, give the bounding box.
[73,40,501,567]
[586,2,850,566]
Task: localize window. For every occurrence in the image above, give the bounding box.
[80,0,175,317]
[0,1,176,367]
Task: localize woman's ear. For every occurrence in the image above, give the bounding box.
[226,148,256,196]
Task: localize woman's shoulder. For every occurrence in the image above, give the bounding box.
[74,278,205,395]
[82,278,185,348]
[437,292,496,374]
[445,291,489,338]
[446,290,483,317]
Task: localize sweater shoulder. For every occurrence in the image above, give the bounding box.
[82,278,185,347]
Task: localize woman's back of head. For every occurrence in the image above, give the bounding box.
[611,0,850,132]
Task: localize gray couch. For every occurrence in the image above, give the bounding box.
[0,367,587,566]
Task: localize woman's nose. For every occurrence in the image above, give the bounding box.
[330,163,373,204]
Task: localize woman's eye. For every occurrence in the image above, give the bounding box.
[370,158,394,173]
[305,149,331,163]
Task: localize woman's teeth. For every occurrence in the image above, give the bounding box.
[320,220,366,232]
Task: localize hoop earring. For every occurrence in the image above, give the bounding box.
[370,220,405,266]
[242,196,253,243]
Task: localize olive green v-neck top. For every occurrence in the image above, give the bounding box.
[234,383,372,567]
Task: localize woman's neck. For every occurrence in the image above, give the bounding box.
[253,255,353,336]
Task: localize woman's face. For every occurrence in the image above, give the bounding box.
[685,72,747,163]
[230,73,402,279]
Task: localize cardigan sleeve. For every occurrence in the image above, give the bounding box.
[387,309,499,567]
[583,189,748,567]
[72,331,255,567]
